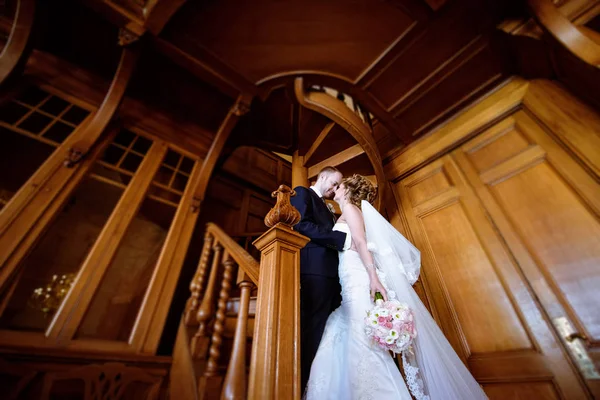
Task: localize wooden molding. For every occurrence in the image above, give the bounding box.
[294,77,387,211]
[384,77,528,180]
[0,0,35,87]
[307,144,365,179]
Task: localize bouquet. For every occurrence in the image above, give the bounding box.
[364,292,417,355]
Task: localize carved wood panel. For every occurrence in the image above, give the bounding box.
[395,143,589,398]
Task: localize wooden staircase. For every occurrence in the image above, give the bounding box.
[169,185,308,400]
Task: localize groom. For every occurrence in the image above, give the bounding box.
[291,166,349,392]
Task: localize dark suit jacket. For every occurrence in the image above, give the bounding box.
[291,186,347,278]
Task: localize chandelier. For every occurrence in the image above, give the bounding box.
[29,274,76,316]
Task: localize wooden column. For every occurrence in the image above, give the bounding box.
[248,186,308,400]
[291,150,308,188]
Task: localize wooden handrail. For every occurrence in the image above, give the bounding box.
[206,223,260,285]
[528,0,600,67]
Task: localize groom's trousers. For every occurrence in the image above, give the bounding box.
[300,273,342,392]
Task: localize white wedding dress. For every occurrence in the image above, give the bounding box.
[305,201,488,400]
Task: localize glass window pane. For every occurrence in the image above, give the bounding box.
[154,166,173,186]
[17,87,49,107]
[62,106,90,125]
[179,156,194,174]
[43,121,74,144]
[163,149,180,168]
[0,127,54,210]
[0,101,30,124]
[121,153,143,173]
[114,130,136,147]
[101,145,125,165]
[75,196,176,341]
[18,112,53,134]
[0,178,124,332]
[132,136,152,155]
[39,96,70,116]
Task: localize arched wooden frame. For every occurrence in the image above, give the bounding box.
[528,0,600,67]
[258,71,410,144]
[0,0,35,87]
[293,77,386,211]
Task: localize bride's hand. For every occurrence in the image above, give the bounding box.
[369,274,388,302]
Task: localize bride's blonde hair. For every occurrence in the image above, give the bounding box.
[341,174,377,208]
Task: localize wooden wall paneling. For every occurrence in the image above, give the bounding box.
[393,41,505,137]
[0,49,137,273]
[452,110,600,397]
[44,142,168,346]
[0,0,35,87]
[395,153,589,398]
[523,80,600,177]
[384,179,433,312]
[384,77,528,180]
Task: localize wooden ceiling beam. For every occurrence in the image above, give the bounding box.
[152,38,259,99]
[302,122,335,166]
[307,144,365,179]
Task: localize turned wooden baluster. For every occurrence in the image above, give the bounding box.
[205,252,235,377]
[184,232,214,325]
[222,270,254,400]
[191,241,223,359]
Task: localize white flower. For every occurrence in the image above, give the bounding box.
[385,336,396,344]
[377,309,389,317]
[388,329,398,338]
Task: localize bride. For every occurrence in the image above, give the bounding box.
[305,174,488,400]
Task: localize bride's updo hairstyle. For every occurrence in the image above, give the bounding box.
[341,174,377,208]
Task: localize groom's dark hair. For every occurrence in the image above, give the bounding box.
[318,166,341,178]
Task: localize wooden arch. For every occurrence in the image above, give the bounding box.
[293,77,386,211]
[0,0,35,87]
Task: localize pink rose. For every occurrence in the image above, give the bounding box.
[385,322,393,329]
[378,316,386,324]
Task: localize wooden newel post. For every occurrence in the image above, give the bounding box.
[248,185,308,400]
